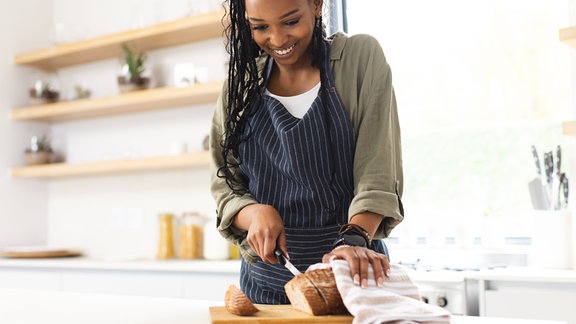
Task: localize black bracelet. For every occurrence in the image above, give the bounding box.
[339,223,371,244]
[332,224,371,249]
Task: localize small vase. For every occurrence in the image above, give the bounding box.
[24,151,52,165]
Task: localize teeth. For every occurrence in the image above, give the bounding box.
[274,44,295,56]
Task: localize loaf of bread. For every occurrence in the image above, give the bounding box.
[225,284,259,316]
[284,267,348,316]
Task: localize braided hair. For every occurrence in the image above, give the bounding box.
[218,0,328,194]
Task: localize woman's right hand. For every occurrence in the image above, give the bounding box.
[233,204,287,264]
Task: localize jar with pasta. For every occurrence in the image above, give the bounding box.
[178,212,204,259]
[157,213,175,259]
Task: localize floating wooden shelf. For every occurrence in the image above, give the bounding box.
[560,27,576,137]
[10,151,210,179]
[562,120,576,136]
[560,26,576,48]
[14,10,225,70]
[11,81,222,122]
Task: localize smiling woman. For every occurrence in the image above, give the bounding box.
[211,0,403,305]
[342,0,573,247]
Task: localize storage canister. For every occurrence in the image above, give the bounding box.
[178,212,204,259]
[157,213,175,259]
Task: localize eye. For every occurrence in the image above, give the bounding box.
[285,19,300,26]
[251,24,267,31]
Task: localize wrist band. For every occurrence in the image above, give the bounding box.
[339,223,372,245]
[332,223,372,249]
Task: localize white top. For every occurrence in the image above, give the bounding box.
[265,81,321,119]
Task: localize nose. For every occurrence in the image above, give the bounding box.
[269,27,288,48]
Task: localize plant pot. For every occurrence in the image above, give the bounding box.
[24,151,52,165]
[29,88,59,105]
[117,76,150,93]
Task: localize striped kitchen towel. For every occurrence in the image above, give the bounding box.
[329,260,451,324]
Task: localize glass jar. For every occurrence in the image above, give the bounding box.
[229,243,241,260]
[157,213,175,259]
[178,212,204,259]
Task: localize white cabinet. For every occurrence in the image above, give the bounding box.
[0,269,60,291]
[61,271,185,298]
[474,268,576,324]
[0,260,240,300]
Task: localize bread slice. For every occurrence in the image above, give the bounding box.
[284,267,348,316]
[224,284,259,316]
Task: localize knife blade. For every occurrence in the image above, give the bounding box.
[275,249,302,277]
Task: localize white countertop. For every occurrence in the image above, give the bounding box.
[0,289,566,324]
[466,266,576,283]
[0,257,241,273]
[2,258,576,285]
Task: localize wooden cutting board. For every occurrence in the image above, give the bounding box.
[0,249,81,258]
[210,305,352,323]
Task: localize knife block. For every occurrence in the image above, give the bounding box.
[529,210,573,269]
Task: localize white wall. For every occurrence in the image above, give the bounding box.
[1,0,227,259]
[0,0,54,247]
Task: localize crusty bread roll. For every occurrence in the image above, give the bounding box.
[284,267,348,316]
[225,284,259,316]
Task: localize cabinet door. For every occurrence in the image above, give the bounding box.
[182,272,239,300]
[60,270,183,298]
[0,269,60,291]
[484,288,576,324]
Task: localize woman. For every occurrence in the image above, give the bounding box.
[210,0,404,304]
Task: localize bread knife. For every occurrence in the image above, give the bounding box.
[275,249,302,276]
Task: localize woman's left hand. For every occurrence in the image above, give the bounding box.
[322,246,390,288]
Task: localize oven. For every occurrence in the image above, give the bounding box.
[407,269,479,316]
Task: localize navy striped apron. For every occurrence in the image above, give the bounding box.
[238,40,388,304]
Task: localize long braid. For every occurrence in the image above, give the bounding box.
[218,1,328,194]
[219,0,263,194]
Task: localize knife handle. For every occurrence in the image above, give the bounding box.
[274,249,287,266]
[562,174,569,205]
[531,145,541,175]
[556,145,562,176]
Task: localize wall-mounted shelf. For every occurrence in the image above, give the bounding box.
[14,10,225,70]
[561,25,576,136]
[560,26,576,49]
[11,81,222,122]
[10,151,210,179]
[562,121,576,136]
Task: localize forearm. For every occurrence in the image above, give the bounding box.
[349,211,384,239]
[232,203,267,231]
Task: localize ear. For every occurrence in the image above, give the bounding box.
[313,0,323,17]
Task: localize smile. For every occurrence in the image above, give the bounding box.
[273,44,295,56]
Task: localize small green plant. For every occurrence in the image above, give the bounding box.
[121,44,146,79]
[118,44,150,92]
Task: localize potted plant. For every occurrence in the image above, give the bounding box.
[117,44,150,93]
[29,80,59,105]
[24,135,53,165]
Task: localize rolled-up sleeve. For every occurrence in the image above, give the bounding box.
[333,34,404,238]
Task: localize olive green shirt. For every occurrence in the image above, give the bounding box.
[209,32,404,263]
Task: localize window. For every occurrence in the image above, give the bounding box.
[341,0,573,248]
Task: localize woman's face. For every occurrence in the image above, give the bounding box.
[244,0,322,69]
